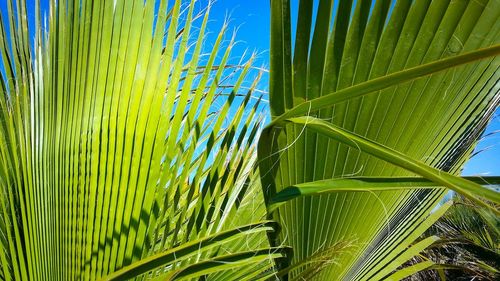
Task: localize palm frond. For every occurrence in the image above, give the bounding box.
[260,0,500,279]
[412,195,500,280]
[0,0,275,280]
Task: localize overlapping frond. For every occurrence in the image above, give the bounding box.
[259,0,500,279]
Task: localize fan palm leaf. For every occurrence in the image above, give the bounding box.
[0,0,279,280]
[259,0,500,279]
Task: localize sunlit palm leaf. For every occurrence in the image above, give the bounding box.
[0,0,275,280]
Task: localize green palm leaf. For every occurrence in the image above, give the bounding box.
[0,0,275,280]
[260,0,500,279]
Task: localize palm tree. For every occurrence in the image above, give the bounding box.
[0,0,499,280]
[410,195,499,280]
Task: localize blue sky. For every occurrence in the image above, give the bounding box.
[461,113,500,176]
[1,0,498,176]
